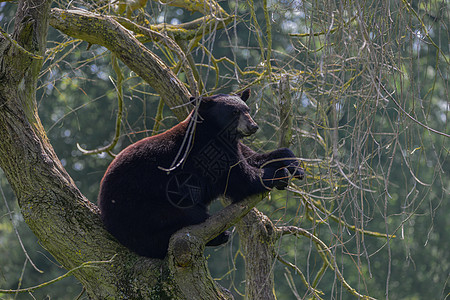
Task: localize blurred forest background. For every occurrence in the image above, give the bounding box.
[0,0,448,299]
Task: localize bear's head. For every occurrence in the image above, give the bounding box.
[193,90,259,139]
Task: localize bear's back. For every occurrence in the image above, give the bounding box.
[98,121,188,210]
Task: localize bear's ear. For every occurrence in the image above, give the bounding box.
[199,96,214,109]
[239,89,251,102]
[190,96,207,106]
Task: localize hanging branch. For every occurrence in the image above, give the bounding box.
[276,254,324,300]
[0,257,116,294]
[158,0,228,17]
[278,226,376,300]
[151,98,165,135]
[400,0,449,64]
[0,179,43,273]
[289,186,396,239]
[378,79,450,138]
[77,54,123,157]
[176,39,204,95]
[262,0,272,75]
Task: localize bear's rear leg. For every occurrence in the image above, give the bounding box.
[183,206,231,247]
[206,230,231,246]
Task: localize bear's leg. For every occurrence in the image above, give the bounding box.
[206,230,231,246]
[141,228,177,259]
[183,205,231,247]
[239,143,303,179]
[261,166,291,190]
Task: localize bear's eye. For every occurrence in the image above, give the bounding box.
[233,109,240,115]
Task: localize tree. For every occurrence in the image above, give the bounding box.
[0,0,284,298]
[1,0,264,298]
[1,0,448,299]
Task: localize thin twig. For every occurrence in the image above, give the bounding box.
[379,79,450,138]
[278,226,376,300]
[0,257,116,294]
[0,177,43,273]
[77,53,124,157]
[276,254,324,299]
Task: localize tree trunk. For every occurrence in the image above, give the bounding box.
[0,0,171,298]
[237,209,277,300]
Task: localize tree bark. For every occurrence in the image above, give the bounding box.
[236,209,277,300]
[167,194,267,300]
[278,75,293,148]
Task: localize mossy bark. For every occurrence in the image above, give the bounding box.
[1,1,170,298]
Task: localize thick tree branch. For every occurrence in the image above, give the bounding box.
[115,14,232,42]
[236,208,277,300]
[0,71,171,297]
[172,193,268,248]
[167,193,268,299]
[49,8,192,120]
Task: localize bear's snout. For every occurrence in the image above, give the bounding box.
[247,122,259,134]
[238,112,259,136]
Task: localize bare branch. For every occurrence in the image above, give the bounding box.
[278,226,376,300]
[0,257,116,294]
[77,53,123,157]
[49,8,192,120]
[276,254,324,300]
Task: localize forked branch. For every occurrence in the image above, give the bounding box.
[167,193,268,300]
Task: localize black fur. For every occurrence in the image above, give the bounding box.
[98,92,303,258]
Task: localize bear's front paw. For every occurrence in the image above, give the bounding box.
[265,149,304,181]
[274,167,290,190]
[286,161,304,180]
[263,167,290,190]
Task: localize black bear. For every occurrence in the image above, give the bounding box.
[98,90,304,258]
